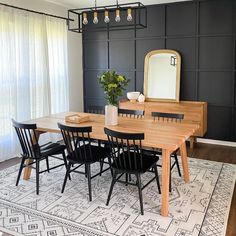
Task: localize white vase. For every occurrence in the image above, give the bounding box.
[105,105,118,125]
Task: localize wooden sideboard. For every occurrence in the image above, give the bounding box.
[119,100,207,148]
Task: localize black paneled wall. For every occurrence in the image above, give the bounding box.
[82,0,236,141]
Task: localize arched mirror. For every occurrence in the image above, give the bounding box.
[143,49,181,102]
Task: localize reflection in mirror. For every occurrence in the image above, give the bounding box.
[144,50,181,102]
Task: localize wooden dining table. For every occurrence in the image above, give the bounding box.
[23,111,199,217]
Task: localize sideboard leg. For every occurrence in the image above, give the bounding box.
[189,136,197,151]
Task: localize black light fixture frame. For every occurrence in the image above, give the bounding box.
[68,2,147,33]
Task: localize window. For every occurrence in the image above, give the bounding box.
[0,6,69,161]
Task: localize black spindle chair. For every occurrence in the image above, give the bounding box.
[87,105,110,175]
[152,112,184,123]
[117,108,145,181]
[58,123,111,201]
[151,112,184,191]
[87,105,105,114]
[104,127,161,215]
[118,108,145,118]
[12,119,67,195]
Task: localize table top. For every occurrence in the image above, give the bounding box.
[26,112,199,152]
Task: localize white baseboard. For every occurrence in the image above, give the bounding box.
[197,138,236,147]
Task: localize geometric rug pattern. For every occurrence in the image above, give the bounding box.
[0,157,235,236]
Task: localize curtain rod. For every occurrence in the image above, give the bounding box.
[0,2,73,22]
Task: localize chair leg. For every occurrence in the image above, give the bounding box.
[125,173,128,186]
[107,156,113,176]
[169,158,172,192]
[62,151,71,180]
[16,157,25,186]
[106,170,117,206]
[136,174,144,215]
[61,163,71,193]
[153,165,161,194]
[46,157,50,173]
[85,165,87,178]
[86,164,92,201]
[100,159,104,176]
[36,159,40,195]
[129,174,132,181]
[174,153,182,177]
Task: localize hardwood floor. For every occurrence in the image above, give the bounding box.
[0,157,20,171]
[0,142,235,236]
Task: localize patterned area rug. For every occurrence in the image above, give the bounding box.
[0,157,235,236]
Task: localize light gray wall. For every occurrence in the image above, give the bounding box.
[0,0,83,112]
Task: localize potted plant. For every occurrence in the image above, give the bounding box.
[98,71,129,125]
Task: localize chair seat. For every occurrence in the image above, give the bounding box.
[142,148,178,156]
[67,145,110,164]
[40,142,65,157]
[111,151,159,173]
[78,137,109,148]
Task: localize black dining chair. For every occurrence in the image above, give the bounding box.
[104,127,161,215]
[117,108,145,181]
[87,105,105,114]
[12,119,68,195]
[151,112,184,191]
[152,112,184,123]
[87,105,110,175]
[58,123,111,201]
[118,108,145,118]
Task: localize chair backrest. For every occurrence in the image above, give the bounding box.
[58,123,93,162]
[151,112,184,122]
[87,105,105,114]
[12,119,40,159]
[104,127,144,170]
[118,108,145,119]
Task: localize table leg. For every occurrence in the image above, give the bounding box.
[23,130,43,180]
[161,149,171,217]
[180,141,190,183]
[23,160,33,180]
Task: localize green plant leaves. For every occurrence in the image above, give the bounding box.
[98,71,130,106]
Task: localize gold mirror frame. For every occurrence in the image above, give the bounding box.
[143,49,181,102]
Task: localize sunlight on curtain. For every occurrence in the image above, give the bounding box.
[46,17,69,114]
[0,6,69,162]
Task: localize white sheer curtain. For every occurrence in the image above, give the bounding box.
[46,17,69,114]
[0,6,69,162]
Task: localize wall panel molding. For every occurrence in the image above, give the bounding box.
[82,0,235,141]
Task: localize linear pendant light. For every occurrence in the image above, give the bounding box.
[68,1,147,33]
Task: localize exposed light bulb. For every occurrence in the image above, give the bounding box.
[93,17,98,24]
[82,12,88,25]
[93,11,98,24]
[104,10,110,23]
[127,8,132,22]
[83,18,88,25]
[115,9,121,22]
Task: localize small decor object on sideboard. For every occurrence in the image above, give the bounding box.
[98,71,130,125]
[138,93,145,103]
[127,91,140,102]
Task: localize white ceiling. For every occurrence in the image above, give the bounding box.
[45,0,191,9]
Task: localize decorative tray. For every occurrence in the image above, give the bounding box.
[65,113,90,124]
